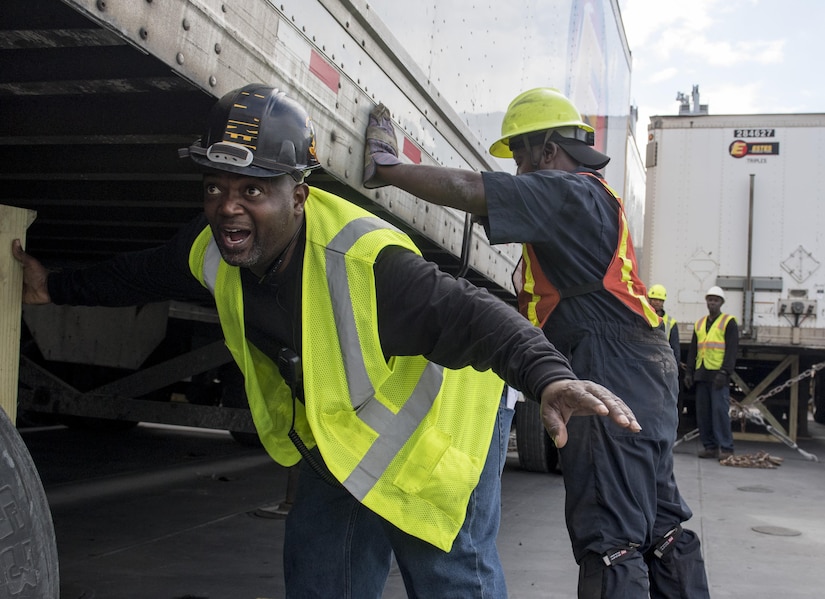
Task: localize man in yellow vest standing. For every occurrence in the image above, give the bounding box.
[12,84,642,599]
[364,89,710,599]
[684,286,739,459]
[647,284,681,367]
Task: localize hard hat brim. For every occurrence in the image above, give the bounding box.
[554,138,611,170]
[490,130,610,170]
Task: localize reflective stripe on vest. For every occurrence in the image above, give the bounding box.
[515,173,660,328]
[201,238,222,294]
[323,216,446,500]
[694,313,734,371]
[197,219,443,492]
[301,191,502,551]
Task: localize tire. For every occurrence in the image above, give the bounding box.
[514,399,559,473]
[677,389,697,434]
[814,380,825,425]
[0,408,59,598]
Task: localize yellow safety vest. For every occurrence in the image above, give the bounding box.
[662,313,677,340]
[188,187,503,551]
[694,313,735,371]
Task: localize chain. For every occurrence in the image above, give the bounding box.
[737,360,825,406]
[677,360,825,461]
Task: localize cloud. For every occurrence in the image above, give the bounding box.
[622,0,795,140]
[620,0,717,47]
[623,0,782,68]
[648,67,678,84]
[686,38,785,67]
[701,83,765,114]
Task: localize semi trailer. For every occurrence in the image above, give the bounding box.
[642,90,825,446]
[3,0,640,463]
[1,1,640,593]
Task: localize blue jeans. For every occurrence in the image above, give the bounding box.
[695,380,734,451]
[283,400,515,598]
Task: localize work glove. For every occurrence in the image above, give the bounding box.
[713,372,728,390]
[683,373,694,389]
[363,103,402,189]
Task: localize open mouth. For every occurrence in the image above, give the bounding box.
[221,227,252,247]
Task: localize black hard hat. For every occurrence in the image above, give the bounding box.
[181,84,321,181]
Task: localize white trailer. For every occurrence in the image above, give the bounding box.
[3,0,639,472]
[642,106,825,440]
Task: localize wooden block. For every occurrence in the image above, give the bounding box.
[0,205,37,423]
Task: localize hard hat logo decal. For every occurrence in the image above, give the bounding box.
[223,94,267,150]
[224,118,260,149]
[306,118,317,160]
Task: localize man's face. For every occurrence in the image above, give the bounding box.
[511,135,572,175]
[706,295,724,314]
[512,146,539,176]
[648,297,665,315]
[202,171,305,277]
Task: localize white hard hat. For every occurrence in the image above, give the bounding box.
[706,285,726,301]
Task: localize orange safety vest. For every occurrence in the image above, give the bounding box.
[514,172,660,328]
[694,313,735,371]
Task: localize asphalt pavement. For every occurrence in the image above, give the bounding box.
[20,417,825,598]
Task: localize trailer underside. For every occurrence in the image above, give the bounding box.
[3,0,518,432]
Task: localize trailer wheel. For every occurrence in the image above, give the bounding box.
[814,380,825,425]
[514,399,559,473]
[0,408,59,598]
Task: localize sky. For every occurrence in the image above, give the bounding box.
[620,0,825,142]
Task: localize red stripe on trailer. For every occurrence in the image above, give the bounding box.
[310,49,339,93]
[402,137,421,164]
[583,114,608,153]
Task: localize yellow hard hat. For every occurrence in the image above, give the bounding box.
[490,88,595,158]
[648,284,667,301]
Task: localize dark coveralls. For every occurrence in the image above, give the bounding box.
[481,168,710,598]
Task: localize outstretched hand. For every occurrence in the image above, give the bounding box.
[11,239,52,305]
[539,379,641,447]
[363,103,402,189]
